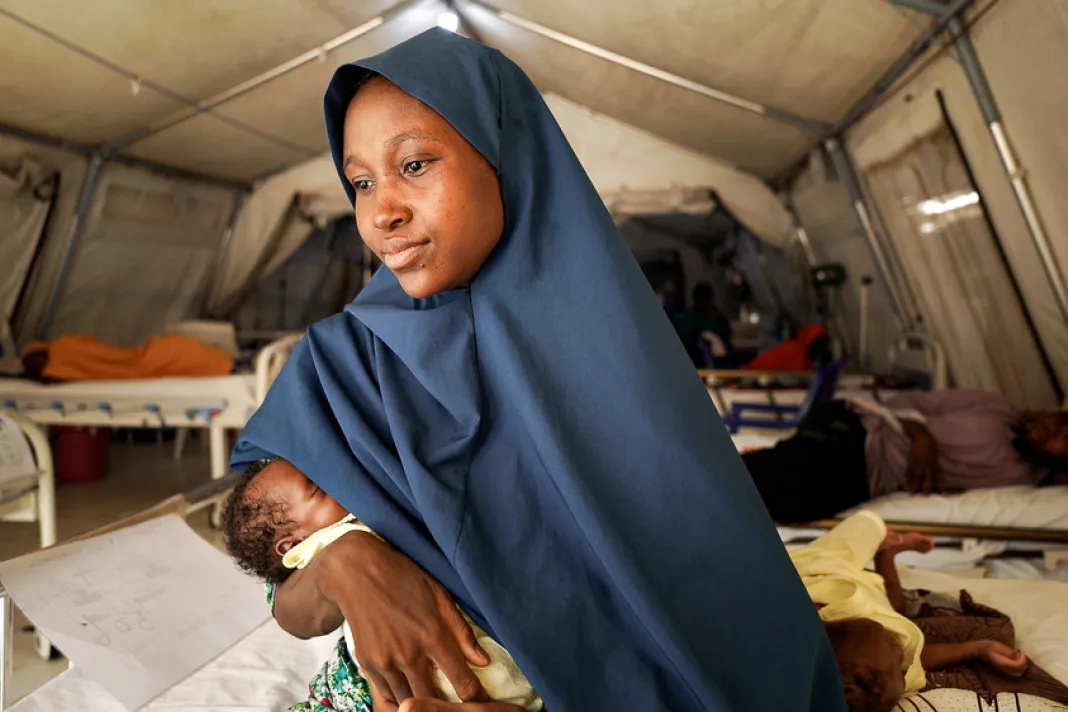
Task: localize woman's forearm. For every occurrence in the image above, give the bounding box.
[921,641,982,670]
[273,564,344,639]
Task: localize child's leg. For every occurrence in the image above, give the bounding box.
[874,532,935,614]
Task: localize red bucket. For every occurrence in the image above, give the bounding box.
[53,426,110,483]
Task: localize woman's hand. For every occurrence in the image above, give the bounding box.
[399,701,524,712]
[979,640,1028,677]
[902,420,942,495]
[319,531,490,704]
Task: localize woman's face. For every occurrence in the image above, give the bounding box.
[1022,411,1068,460]
[342,77,504,299]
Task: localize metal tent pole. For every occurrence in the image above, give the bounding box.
[824,138,910,330]
[202,190,249,317]
[459,0,829,136]
[35,153,106,339]
[889,0,1068,329]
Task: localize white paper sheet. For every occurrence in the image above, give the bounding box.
[0,413,36,485]
[0,515,269,710]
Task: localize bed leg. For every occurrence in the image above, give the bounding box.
[209,422,227,529]
[1,589,13,710]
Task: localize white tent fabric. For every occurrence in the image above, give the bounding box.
[841,0,1068,394]
[45,163,237,345]
[862,126,1055,408]
[0,157,50,323]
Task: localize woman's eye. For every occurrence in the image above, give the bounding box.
[402,160,428,175]
[352,178,373,192]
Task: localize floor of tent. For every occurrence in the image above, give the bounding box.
[0,438,221,704]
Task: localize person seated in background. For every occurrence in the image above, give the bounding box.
[744,322,832,372]
[795,511,1068,712]
[742,389,1068,523]
[672,282,733,368]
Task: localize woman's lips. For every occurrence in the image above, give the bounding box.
[381,240,429,271]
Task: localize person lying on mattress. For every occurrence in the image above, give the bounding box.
[743,389,1068,523]
[797,511,1068,712]
[222,456,542,712]
[228,28,845,712]
[19,332,232,382]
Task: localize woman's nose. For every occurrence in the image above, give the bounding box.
[372,186,413,232]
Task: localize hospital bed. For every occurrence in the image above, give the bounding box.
[0,332,302,484]
[702,331,949,417]
[2,477,1068,711]
[732,429,1068,569]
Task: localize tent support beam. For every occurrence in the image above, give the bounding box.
[458,0,829,135]
[824,138,910,331]
[888,0,1068,328]
[104,0,419,152]
[35,153,105,339]
[202,190,250,318]
[0,121,249,191]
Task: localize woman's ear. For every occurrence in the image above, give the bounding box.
[275,534,301,558]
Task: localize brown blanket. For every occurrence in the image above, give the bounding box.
[907,589,1068,704]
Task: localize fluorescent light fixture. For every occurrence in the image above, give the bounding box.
[437,11,459,32]
[914,191,979,216]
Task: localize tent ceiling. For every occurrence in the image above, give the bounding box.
[0,0,934,183]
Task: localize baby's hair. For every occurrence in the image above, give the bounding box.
[825,621,900,712]
[221,458,297,584]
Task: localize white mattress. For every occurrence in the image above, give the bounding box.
[14,574,1068,710]
[11,620,340,711]
[0,374,257,426]
[900,569,1068,686]
[853,486,1068,531]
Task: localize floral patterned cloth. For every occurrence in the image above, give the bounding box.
[267,583,376,711]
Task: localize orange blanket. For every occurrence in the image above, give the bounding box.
[24,334,233,381]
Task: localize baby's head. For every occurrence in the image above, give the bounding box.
[222,458,348,583]
[825,619,906,712]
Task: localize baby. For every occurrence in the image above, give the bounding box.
[792,511,1029,712]
[222,457,542,712]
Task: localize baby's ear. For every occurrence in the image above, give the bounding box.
[275,535,301,557]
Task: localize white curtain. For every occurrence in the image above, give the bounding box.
[863,126,1056,408]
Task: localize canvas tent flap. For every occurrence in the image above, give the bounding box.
[0,158,51,323]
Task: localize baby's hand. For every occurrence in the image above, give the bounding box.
[879,531,935,554]
[979,641,1028,677]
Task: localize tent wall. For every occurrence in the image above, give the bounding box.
[207,153,349,317]
[42,162,237,345]
[790,151,901,374]
[0,136,88,346]
[542,93,793,247]
[791,0,1068,406]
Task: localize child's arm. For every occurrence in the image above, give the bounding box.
[874,549,905,615]
[874,532,935,615]
[273,564,345,639]
[922,641,1028,677]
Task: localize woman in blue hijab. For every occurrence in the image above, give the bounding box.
[232,28,844,712]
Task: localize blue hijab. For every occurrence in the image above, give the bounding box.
[233,28,843,712]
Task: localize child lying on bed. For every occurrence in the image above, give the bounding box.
[794,511,1068,712]
[221,457,543,712]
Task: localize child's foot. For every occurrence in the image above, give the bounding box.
[879,531,935,554]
